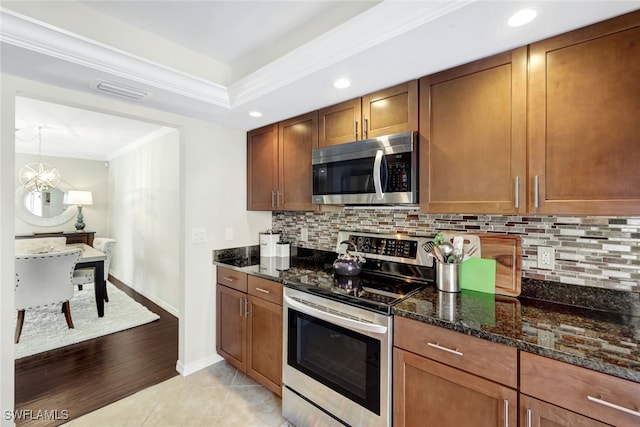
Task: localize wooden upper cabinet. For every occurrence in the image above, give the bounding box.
[362,80,418,139]
[247,124,278,210]
[247,113,318,211]
[528,10,640,215]
[420,48,527,214]
[278,111,318,211]
[318,98,362,147]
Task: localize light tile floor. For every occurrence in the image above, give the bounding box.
[63,360,289,427]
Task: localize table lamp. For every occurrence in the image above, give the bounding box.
[64,191,93,231]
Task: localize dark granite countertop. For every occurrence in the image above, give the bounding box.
[393,286,640,383]
[213,246,640,384]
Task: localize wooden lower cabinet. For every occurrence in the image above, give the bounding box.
[520,352,640,427]
[216,268,283,396]
[216,284,247,371]
[394,348,517,427]
[246,294,282,395]
[519,394,610,427]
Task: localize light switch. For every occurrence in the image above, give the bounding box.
[191,227,207,244]
[225,227,233,241]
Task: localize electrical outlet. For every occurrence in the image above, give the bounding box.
[224,227,233,241]
[300,228,308,242]
[537,330,555,348]
[537,246,555,270]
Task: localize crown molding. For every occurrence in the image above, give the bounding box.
[229,0,473,106]
[0,8,230,107]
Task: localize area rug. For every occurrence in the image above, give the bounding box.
[14,282,160,359]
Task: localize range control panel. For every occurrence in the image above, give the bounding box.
[349,234,418,259]
[336,230,434,267]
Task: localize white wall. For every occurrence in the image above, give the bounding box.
[0,73,272,425]
[108,129,181,314]
[14,153,109,236]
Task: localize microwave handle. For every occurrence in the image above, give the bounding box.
[373,150,384,200]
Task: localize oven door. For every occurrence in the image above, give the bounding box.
[283,287,391,427]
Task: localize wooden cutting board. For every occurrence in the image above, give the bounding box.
[477,233,522,296]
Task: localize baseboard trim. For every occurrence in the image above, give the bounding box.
[176,354,223,376]
[108,275,179,317]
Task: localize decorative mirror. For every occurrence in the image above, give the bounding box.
[15,181,76,226]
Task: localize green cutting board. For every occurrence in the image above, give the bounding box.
[459,258,497,294]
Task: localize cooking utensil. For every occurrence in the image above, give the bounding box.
[439,241,455,263]
[452,235,464,263]
[424,241,445,263]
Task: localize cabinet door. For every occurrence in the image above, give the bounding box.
[246,295,283,396]
[394,348,517,427]
[278,111,318,211]
[529,11,640,215]
[362,80,418,139]
[247,124,278,210]
[520,395,611,427]
[216,285,246,372]
[420,48,527,214]
[318,98,362,147]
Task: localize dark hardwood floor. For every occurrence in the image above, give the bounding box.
[14,276,179,427]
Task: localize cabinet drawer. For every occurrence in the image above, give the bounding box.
[394,316,517,388]
[521,352,640,427]
[216,267,247,293]
[248,275,282,306]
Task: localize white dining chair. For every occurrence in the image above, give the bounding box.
[15,248,82,343]
[15,237,67,254]
[73,238,117,302]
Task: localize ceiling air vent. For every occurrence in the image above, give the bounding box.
[90,79,152,101]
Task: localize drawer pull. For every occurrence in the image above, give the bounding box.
[587,395,640,417]
[223,276,237,282]
[427,342,463,357]
[255,287,271,294]
[526,409,532,427]
[504,399,509,427]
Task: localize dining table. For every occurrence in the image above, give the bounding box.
[67,243,108,317]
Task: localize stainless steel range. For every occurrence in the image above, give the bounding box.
[283,231,435,427]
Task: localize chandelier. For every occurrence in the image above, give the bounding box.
[18,127,60,192]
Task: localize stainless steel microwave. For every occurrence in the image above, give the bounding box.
[312,131,418,205]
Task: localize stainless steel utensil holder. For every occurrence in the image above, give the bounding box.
[436,261,460,293]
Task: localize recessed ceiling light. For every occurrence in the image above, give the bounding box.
[334,78,351,89]
[508,9,537,27]
[249,111,262,118]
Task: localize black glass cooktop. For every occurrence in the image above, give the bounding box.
[285,268,432,315]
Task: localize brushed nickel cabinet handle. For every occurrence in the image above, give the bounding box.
[223,276,237,282]
[504,400,509,427]
[271,191,276,207]
[526,408,532,427]
[244,299,251,316]
[534,175,540,208]
[514,176,520,209]
[427,342,463,357]
[363,117,368,139]
[276,191,282,207]
[587,395,640,417]
[255,287,271,294]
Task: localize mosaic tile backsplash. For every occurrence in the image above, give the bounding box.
[273,209,640,293]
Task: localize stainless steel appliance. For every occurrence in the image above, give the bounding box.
[312,132,418,205]
[283,231,435,427]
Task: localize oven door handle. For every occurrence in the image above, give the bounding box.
[285,295,388,335]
